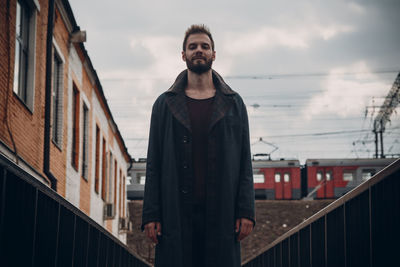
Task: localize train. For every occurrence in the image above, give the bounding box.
[127,157,397,200]
[254,157,396,200]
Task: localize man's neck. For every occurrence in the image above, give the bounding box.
[185,69,216,99]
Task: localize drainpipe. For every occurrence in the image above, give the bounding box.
[43,0,57,190]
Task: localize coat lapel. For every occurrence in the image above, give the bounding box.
[166,91,192,132]
[165,69,236,133]
[165,71,192,131]
[208,90,233,132]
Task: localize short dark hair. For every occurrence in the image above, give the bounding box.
[182,24,215,51]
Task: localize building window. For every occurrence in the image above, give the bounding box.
[101,138,107,201]
[94,125,100,193]
[253,174,265,183]
[119,169,123,216]
[13,0,29,102]
[316,171,323,182]
[13,0,36,110]
[113,159,118,206]
[275,173,281,183]
[81,104,89,180]
[71,85,80,170]
[108,153,114,203]
[52,50,64,146]
[343,171,354,181]
[284,173,290,182]
[122,175,126,217]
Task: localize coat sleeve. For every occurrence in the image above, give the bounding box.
[235,98,256,225]
[141,101,162,231]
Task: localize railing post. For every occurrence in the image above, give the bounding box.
[288,236,291,267]
[96,230,101,267]
[343,203,347,267]
[31,188,39,266]
[0,168,7,244]
[368,187,372,267]
[71,215,77,265]
[324,214,327,267]
[310,225,312,267]
[85,221,91,267]
[54,203,61,266]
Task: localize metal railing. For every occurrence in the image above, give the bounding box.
[0,154,150,267]
[243,158,400,267]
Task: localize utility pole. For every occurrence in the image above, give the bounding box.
[373,72,400,158]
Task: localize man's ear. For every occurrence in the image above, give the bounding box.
[182,51,186,62]
[212,50,216,61]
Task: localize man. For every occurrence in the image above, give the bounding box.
[142,25,255,267]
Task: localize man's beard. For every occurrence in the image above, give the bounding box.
[186,57,213,74]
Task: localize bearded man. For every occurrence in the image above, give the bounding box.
[142,24,255,267]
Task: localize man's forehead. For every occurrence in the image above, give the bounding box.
[186,33,212,45]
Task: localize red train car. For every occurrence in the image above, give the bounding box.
[253,159,301,199]
[305,158,396,199]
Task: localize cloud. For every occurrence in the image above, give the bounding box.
[303,62,390,119]
[222,23,354,55]
[347,2,366,14]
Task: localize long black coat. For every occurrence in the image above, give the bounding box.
[142,70,255,267]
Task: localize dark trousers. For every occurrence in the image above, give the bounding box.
[192,204,206,267]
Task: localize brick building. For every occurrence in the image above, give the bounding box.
[0,0,131,243]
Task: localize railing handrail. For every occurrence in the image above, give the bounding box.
[242,157,400,265]
[0,153,151,266]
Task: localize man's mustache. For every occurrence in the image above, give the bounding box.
[192,56,206,60]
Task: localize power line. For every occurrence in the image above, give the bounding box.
[100,69,399,82]
[224,70,399,80]
[260,128,400,138]
[124,128,400,143]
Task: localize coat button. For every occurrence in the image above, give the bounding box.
[183,164,188,169]
[183,135,188,143]
[181,189,189,194]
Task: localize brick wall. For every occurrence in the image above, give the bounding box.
[0,0,130,244]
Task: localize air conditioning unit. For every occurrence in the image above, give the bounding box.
[119,217,133,232]
[103,203,115,220]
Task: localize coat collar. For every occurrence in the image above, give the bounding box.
[165,69,236,132]
[167,69,237,95]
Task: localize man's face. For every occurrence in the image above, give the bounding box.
[182,33,216,74]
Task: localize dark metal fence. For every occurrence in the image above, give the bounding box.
[243,158,400,267]
[0,154,150,267]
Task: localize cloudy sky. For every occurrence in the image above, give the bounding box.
[69,0,400,162]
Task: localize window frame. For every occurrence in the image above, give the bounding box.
[316,171,323,182]
[13,0,38,111]
[71,85,80,170]
[51,42,64,147]
[274,172,281,183]
[362,169,376,181]
[326,171,332,181]
[253,174,265,184]
[101,138,107,201]
[284,173,291,182]
[343,170,354,182]
[94,125,100,194]
[81,103,89,180]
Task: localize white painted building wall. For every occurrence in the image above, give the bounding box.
[64,43,128,244]
[89,93,108,225]
[109,135,128,243]
[89,85,128,243]
[65,44,82,208]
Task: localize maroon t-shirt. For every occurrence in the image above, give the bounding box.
[186,95,215,205]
